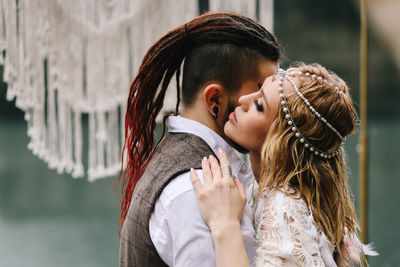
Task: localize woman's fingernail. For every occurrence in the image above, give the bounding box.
[202,157,207,162]
[218,148,223,154]
[209,155,215,160]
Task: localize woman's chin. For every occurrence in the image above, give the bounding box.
[223,124,248,153]
[223,122,234,137]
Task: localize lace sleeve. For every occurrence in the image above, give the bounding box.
[255,189,327,267]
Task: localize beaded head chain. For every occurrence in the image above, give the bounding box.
[272,68,345,159]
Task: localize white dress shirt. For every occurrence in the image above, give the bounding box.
[149,116,259,267]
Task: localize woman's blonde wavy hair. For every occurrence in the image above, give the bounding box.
[258,63,362,262]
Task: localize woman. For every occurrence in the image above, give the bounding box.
[190,63,376,266]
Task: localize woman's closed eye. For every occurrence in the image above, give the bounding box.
[254,98,264,112]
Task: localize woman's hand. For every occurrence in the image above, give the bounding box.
[190,149,247,233]
[337,234,362,267]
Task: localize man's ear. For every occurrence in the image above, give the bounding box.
[203,83,224,114]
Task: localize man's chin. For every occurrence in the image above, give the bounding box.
[228,139,249,154]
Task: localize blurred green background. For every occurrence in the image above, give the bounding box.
[1,0,399,266]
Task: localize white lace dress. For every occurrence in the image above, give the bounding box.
[254,188,337,267]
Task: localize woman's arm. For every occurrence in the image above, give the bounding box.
[209,220,250,267]
[190,149,250,267]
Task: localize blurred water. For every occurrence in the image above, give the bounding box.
[345,119,400,267]
[0,120,120,267]
[0,118,399,266]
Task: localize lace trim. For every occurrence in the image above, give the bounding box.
[254,188,335,267]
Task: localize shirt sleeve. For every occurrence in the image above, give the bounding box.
[255,190,326,267]
[149,171,217,267]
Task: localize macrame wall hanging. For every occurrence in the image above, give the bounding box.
[0,0,273,181]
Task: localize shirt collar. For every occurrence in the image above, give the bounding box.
[166,115,248,180]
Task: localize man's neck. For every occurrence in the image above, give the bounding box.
[181,106,224,138]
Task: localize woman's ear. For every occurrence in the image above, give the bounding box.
[203,83,224,118]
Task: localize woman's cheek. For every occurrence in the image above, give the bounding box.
[253,121,269,146]
[239,123,260,149]
[226,123,247,146]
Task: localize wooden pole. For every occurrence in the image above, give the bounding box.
[359,0,368,244]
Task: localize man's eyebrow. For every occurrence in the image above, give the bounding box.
[261,88,269,108]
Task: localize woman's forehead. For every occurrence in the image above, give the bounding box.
[260,74,298,104]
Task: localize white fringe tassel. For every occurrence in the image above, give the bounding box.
[0,0,272,181]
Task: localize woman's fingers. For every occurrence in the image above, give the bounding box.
[190,168,203,193]
[234,178,247,201]
[217,149,233,179]
[217,149,230,166]
[190,151,247,230]
[201,157,213,184]
[208,155,222,181]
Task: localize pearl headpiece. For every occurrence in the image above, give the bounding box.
[273,69,345,159]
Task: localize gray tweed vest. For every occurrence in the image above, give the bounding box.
[119,132,215,267]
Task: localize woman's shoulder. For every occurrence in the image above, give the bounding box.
[261,186,311,218]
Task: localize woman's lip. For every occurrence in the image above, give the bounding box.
[229,111,238,125]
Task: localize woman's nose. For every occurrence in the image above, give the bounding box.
[238,93,253,111]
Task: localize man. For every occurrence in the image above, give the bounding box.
[119,11,280,266]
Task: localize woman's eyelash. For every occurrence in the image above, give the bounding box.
[254,99,264,112]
